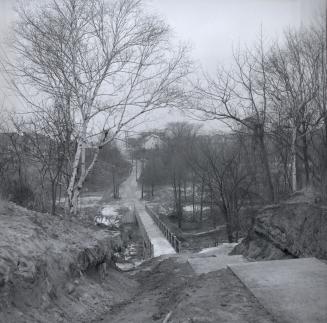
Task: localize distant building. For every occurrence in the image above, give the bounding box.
[142,134,163,150]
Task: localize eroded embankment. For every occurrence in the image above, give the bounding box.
[0,202,138,323]
[231,190,327,261]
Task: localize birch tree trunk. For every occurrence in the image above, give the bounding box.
[67,140,83,214]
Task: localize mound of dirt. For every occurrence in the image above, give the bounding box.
[94,255,274,323]
[232,189,327,260]
[0,202,138,323]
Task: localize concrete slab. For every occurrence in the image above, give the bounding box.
[229,258,327,323]
[188,255,247,274]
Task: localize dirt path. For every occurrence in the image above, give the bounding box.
[93,256,276,323]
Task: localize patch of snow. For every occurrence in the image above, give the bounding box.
[101,205,119,216]
[57,195,102,208]
[81,195,102,202]
[183,205,210,212]
[199,241,243,256]
[94,215,120,228]
[79,195,102,207]
[116,263,135,271]
[94,203,125,227]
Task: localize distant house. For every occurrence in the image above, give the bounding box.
[142,134,163,150]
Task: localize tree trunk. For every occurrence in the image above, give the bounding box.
[223,204,233,243]
[210,188,216,228]
[113,170,117,199]
[199,179,204,225]
[68,140,101,215]
[192,178,195,222]
[178,181,182,229]
[67,139,83,214]
[258,134,275,202]
[51,180,57,215]
[183,180,187,202]
[291,123,297,192]
[301,128,310,186]
[117,183,120,199]
[81,125,87,180]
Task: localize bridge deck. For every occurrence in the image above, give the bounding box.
[134,200,175,257]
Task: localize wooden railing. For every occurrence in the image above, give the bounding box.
[133,205,154,258]
[145,205,182,253]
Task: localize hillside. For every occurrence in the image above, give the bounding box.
[0,201,136,323]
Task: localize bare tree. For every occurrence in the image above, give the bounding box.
[190,135,252,242]
[269,29,321,191]
[191,35,275,202]
[5,0,190,214]
[164,122,199,228]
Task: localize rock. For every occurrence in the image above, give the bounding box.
[0,261,10,287]
[152,312,162,320]
[98,262,107,280]
[65,282,75,295]
[14,259,36,283]
[46,278,57,299]
[232,190,327,260]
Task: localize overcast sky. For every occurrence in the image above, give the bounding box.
[148,0,325,69]
[0,0,325,131]
[143,0,326,131]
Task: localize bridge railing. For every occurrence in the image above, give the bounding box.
[145,205,181,253]
[133,205,154,258]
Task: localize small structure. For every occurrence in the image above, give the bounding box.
[142,134,163,150]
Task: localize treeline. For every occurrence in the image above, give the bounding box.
[138,123,253,242]
[0,130,129,214]
[139,20,327,241]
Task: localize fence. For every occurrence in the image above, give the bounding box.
[133,205,154,258]
[145,205,182,253]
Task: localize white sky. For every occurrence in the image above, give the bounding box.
[142,0,326,131]
[149,0,325,68]
[0,0,325,132]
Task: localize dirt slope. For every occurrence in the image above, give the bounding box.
[0,202,137,323]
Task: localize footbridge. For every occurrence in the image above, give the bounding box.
[133,201,175,257]
[120,166,176,258]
